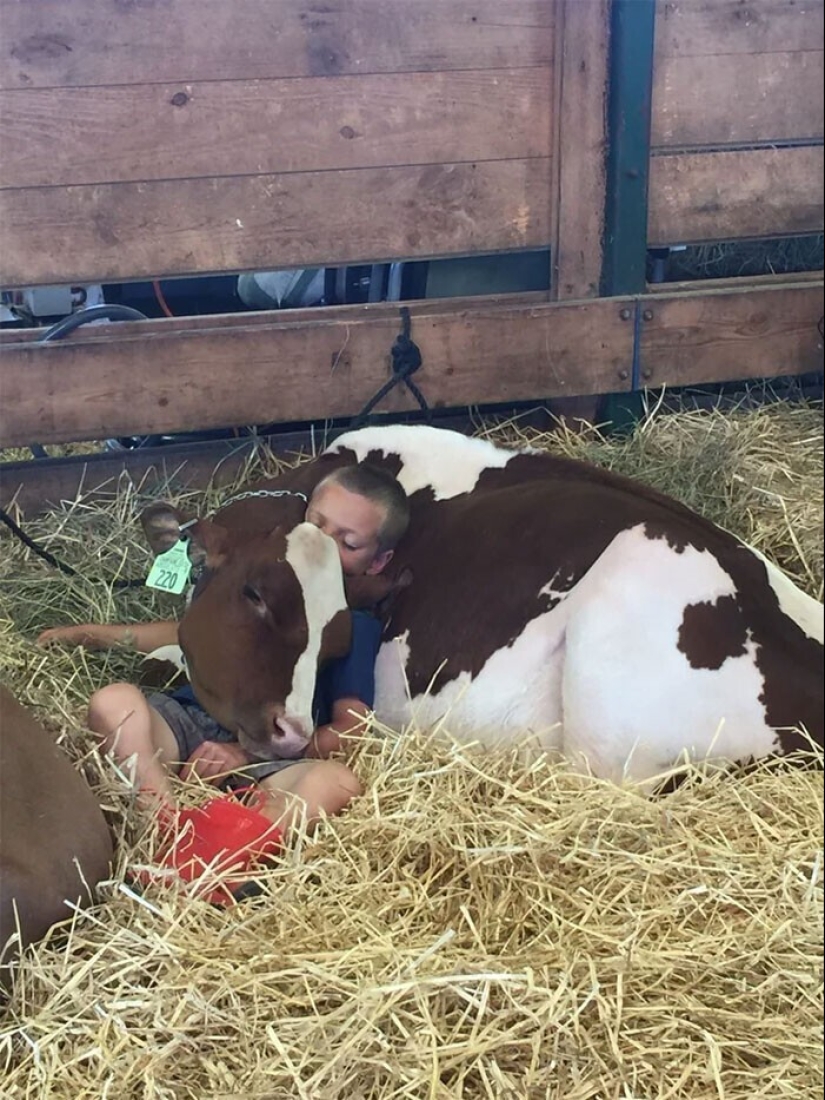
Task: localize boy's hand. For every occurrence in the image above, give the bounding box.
[181,741,252,783]
[37,624,125,650]
[306,698,371,758]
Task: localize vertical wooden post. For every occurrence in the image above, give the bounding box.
[552,0,611,302]
[549,0,611,425]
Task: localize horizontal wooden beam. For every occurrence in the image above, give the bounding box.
[648,146,824,245]
[0,158,553,287]
[645,269,824,295]
[653,0,824,58]
[638,281,824,388]
[0,437,271,517]
[3,281,821,515]
[2,280,820,457]
[0,0,554,90]
[0,294,636,449]
[651,51,823,149]
[0,68,553,190]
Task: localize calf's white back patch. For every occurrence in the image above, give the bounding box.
[374,604,569,750]
[328,425,516,500]
[559,525,778,783]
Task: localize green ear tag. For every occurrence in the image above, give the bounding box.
[145,539,192,594]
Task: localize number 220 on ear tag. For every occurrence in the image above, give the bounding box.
[145,539,192,594]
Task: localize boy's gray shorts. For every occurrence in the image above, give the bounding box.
[146,692,301,784]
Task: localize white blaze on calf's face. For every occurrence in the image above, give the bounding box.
[283,522,349,731]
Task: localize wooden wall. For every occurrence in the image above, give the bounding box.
[0,0,562,287]
[0,0,616,462]
[648,0,824,245]
[0,0,822,511]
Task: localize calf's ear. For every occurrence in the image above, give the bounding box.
[140,502,188,556]
[140,504,228,570]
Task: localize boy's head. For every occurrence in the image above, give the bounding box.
[306,463,410,577]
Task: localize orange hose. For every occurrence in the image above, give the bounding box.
[152,279,174,318]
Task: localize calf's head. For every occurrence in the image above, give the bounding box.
[142,504,352,760]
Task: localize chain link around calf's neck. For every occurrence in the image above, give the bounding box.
[179,489,308,531]
[219,488,308,508]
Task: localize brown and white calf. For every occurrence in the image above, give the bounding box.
[141,425,823,786]
[0,686,113,986]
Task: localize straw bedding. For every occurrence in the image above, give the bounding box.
[0,401,822,1099]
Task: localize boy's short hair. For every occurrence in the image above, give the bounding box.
[320,463,410,551]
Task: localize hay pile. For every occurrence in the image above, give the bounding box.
[1,401,823,1099]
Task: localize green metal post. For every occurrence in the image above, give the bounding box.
[601,0,657,429]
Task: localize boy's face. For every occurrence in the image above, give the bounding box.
[306,480,393,577]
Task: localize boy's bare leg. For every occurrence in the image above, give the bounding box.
[87,683,180,811]
[257,760,363,835]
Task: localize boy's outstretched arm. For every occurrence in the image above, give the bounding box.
[37,619,179,653]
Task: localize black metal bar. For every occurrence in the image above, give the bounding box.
[601,0,657,426]
[602,0,657,298]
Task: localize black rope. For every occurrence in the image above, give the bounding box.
[0,505,146,587]
[351,306,429,429]
[37,303,149,343]
[0,506,79,578]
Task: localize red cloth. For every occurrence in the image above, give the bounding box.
[137,791,282,905]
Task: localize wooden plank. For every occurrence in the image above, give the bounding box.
[0,0,554,90]
[646,269,824,295]
[545,0,610,428]
[654,0,824,58]
[648,146,824,245]
[0,292,551,346]
[638,281,824,387]
[552,0,609,299]
[0,439,267,517]
[0,296,636,448]
[0,68,552,190]
[0,158,553,287]
[651,51,824,148]
[4,282,820,509]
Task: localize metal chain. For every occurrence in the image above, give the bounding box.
[180,488,308,530]
[220,488,308,507]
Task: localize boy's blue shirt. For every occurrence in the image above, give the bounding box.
[311,609,383,725]
[171,610,383,729]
